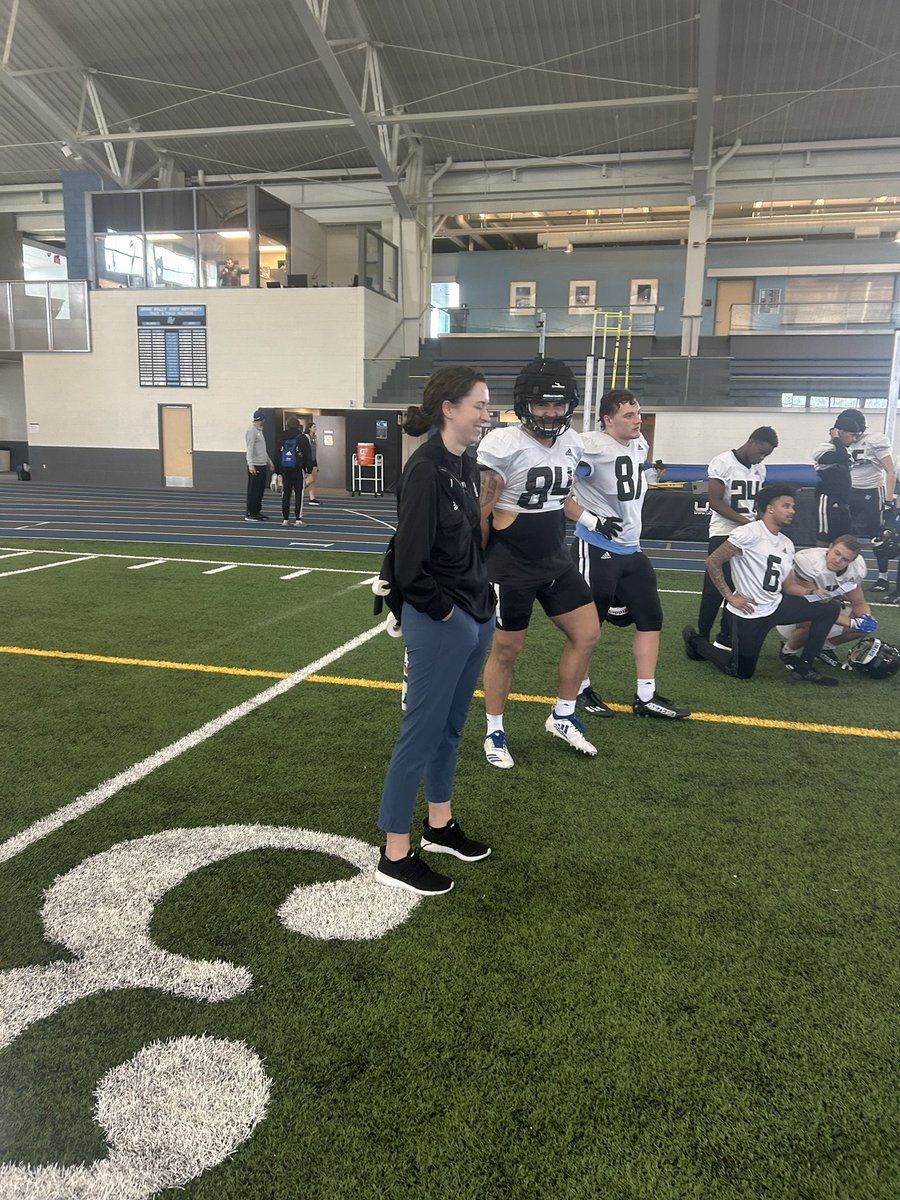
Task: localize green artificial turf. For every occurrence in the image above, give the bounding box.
[1,539,898,1199]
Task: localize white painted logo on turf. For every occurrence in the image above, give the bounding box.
[0,825,420,1198]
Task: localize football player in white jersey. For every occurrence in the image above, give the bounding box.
[683,484,842,683]
[847,410,897,592]
[775,534,877,670]
[697,426,778,646]
[566,388,690,720]
[477,357,600,768]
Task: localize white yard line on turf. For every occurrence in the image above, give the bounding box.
[0,622,386,866]
[127,559,166,570]
[0,551,34,563]
[202,565,239,575]
[0,555,97,579]
[0,546,372,574]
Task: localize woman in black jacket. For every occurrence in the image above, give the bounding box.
[375,366,496,896]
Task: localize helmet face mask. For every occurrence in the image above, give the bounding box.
[513,356,579,442]
[871,511,900,559]
[846,636,900,679]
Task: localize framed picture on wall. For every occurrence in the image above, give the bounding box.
[568,280,596,314]
[509,281,537,315]
[630,279,658,308]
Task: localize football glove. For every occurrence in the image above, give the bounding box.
[851,614,878,634]
[577,511,624,539]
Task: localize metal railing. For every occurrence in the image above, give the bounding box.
[429,303,658,338]
[0,280,91,352]
[728,299,900,333]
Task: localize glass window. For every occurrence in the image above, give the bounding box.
[92,192,142,233]
[864,397,888,409]
[49,282,90,350]
[199,232,250,287]
[258,189,290,243]
[780,392,807,408]
[259,235,287,286]
[145,234,198,288]
[10,281,50,350]
[197,187,248,230]
[143,190,195,232]
[0,284,11,351]
[94,234,146,288]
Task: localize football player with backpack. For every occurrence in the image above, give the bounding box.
[275,415,313,526]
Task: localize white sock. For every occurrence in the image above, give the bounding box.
[823,638,839,650]
[878,573,888,581]
[636,678,655,702]
[579,678,590,692]
[782,644,799,657]
[554,698,576,718]
[486,713,504,735]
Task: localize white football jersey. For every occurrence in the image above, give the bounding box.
[850,433,892,490]
[725,519,795,619]
[477,424,583,512]
[477,423,584,581]
[573,431,650,549]
[791,546,867,601]
[706,450,768,537]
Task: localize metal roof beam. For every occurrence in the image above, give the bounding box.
[289,0,412,219]
[76,92,697,145]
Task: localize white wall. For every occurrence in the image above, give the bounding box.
[22,287,366,452]
[0,361,26,440]
[651,407,898,465]
[289,210,326,283]
[323,227,359,288]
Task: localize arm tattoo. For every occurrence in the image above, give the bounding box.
[479,469,502,514]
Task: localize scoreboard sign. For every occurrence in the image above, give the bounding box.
[137,304,208,388]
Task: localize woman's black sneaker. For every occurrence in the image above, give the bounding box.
[375,849,453,895]
[420,819,491,862]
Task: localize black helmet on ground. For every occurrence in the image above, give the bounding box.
[845,636,900,679]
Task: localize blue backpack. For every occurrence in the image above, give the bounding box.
[280,436,299,470]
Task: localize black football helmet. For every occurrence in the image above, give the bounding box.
[513,356,579,442]
[871,510,900,560]
[845,636,900,679]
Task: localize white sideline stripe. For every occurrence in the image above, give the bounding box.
[340,506,397,533]
[0,551,34,562]
[279,569,311,580]
[203,564,239,575]
[0,554,96,579]
[0,545,370,575]
[0,622,386,865]
[127,558,166,570]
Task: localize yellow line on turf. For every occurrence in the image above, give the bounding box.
[309,676,899,741]
[3,645,898,742]
[0,645,289,680]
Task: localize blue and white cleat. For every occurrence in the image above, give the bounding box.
[543,712,597,756]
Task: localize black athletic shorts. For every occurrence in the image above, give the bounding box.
[816,492,852,542]
[850,487,882,538]
[492,560,592,632]
[571,537,664,632]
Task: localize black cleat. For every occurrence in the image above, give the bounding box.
[576,686,615,718]
[815,647,843,669]
[871,579,890,592]
[682,625,703,661]
[789,663,839,687]
[632,693,691,719]
[779,643,799,672]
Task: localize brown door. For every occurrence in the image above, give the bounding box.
[160,405,193,487]
[640,412,656,459]
[714,279,755,335]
